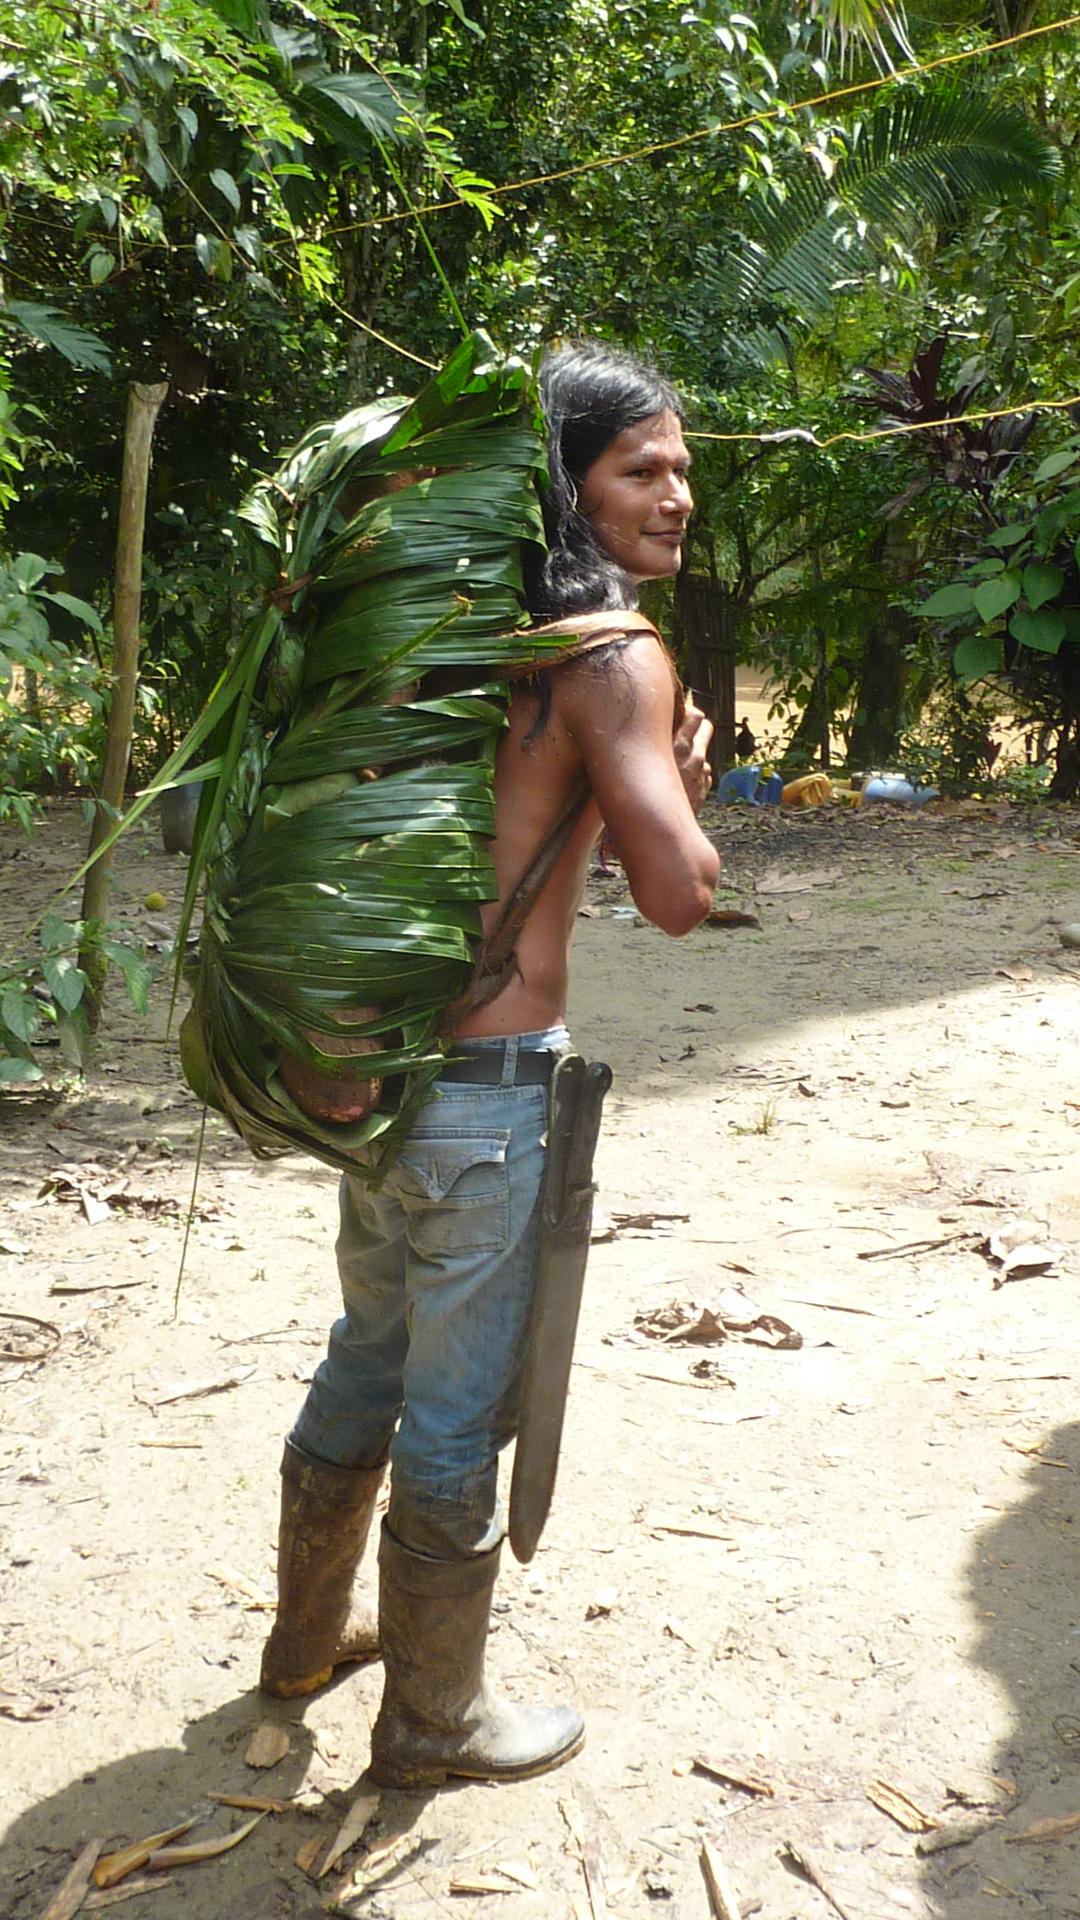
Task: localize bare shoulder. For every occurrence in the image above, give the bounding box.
[552,631,676,739]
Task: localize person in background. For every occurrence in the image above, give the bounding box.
[735,715,757,758]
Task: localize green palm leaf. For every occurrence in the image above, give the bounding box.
[175,332,577,1180]
[696,89,1061,369]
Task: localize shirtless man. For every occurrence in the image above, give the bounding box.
[260,341,719,1789]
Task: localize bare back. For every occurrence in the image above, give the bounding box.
[455,632,719,1038]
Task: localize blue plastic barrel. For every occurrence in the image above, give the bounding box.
[861,775,939,807]
[716,764,761,803]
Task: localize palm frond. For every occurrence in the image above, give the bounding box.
[175,332,580,1180]
[804,0,915,74]
[696,88,1060,354]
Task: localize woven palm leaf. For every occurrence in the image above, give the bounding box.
[176,331,578,1181]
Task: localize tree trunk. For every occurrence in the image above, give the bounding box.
[79,381,169,1027]
[1049,707,1080,800]
[784,656,834,767]
[847,602,914,770]
[672,572,736,773]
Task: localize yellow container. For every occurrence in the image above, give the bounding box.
[781,772,832,809]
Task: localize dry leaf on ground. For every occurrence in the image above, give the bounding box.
[148,1811,266,1869]
[449,1870,524,1894]
[0,1685,58,1720]
[980,1217,1061,1284]
[704,909,761,930]
[244,1724,290,1769]
[585,1588,620,1618]
[294,1833,328,1876]
[630,1288,801,1351]
[756,867,842,895]
[93,1820,197,1889]
[319,1788,380,1878]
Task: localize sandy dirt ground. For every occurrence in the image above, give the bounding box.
[3,794,1080,1920]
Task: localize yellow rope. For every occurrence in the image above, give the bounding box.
[317,12,1080,238]
[687,392,1080,450]
[274,253,440,369]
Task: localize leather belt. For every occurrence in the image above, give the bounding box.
[438,1048,557,1086]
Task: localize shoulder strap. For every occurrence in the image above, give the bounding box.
[504,608,660,681]
[442,779,591,1032]
[442,611,685,1033]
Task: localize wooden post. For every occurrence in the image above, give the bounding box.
[79,380,169,1026]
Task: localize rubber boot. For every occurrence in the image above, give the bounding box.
[260,1440,384,1699]
[368,1523,584,1787]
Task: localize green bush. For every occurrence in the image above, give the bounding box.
[0,551,106,807]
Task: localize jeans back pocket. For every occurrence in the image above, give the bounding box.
[396,1133,511,1257]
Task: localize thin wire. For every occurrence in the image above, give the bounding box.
[317,12,1080,238]
[687,391,1080,449]
[274,251,440,369]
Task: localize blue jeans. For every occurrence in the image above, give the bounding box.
[291,1031,568,1560]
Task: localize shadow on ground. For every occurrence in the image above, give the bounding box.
[920,1420,1080,1919]
[0,1676,445,1920]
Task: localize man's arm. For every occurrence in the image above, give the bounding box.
[558,635,720,935]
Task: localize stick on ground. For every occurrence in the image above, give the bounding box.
[700,1839,743,1920]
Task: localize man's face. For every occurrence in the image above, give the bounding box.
[577,408,693,582]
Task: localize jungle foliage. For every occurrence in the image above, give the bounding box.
[1,0,1079,1080]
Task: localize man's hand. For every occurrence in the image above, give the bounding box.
[673,702,714,815]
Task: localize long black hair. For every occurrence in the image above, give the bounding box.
[525,340,686,621]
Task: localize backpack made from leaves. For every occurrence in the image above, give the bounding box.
[174,332,657,1183]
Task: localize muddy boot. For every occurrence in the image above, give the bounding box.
[260,1440,384,1699]
[368,1523,584,1788]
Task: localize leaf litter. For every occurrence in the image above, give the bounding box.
[623,1285,802,1352]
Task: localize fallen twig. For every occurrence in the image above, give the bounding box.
[634,1370,719,1392]
[916,1815,1001,1855]
[207,1792,288,1814]
[39,1838,104,1920]
[858,1232,979,1262]
[83,1878,174,1910]
[1006,1809,1080,1845]
[651,1521,735,1543]
[560,1795,608,1920]
[700,1838,743,1920]
[780,1298,881,1317]
[866,1779,937,1833]
[0,1310,61,1363]
[693,1758,774,1797]
[780,1842,857,1920]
